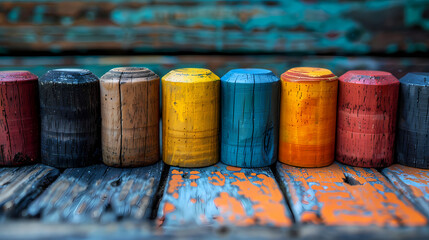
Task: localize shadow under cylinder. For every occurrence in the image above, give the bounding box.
[279,67,338,167]
[396,73,429,168]
[39,69,100,168]
[0,71,39,166]
[336,71,399,168]
[220,69,280,167]
[100,67,160,167]
[162,68,220,167]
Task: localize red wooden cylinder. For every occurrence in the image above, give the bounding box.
[336,70,399,167]
[0,71,39,166]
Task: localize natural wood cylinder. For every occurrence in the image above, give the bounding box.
[220,69,280,167]
[39,69,100,168]
[0,71,39,166]
[397,72,429,168]
[162,68,220,167]
[100,67,160,167]
[336,71,399,168]
[279,67,338,167]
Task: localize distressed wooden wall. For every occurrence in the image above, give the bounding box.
[0,0,429,54]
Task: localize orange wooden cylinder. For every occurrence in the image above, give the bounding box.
[279,67,338,167]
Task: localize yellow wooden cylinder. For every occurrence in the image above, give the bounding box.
[279,67,338,167]
[162,68,220,167]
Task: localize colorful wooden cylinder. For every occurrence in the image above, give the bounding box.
[336,71,399,167]
[279,67,338,167]
[220,69,280,167]
[39,69,100,168]
[162,68,220,167]
[100,67,160,167]
[0,71,39,166]
[397,73,429,168]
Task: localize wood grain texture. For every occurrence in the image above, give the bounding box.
[279,67,338,167]
[100,67,160,167]
[221,69,280,168]
[24,161,163,223]
[1,1,429,55]
[275,162,427,227]
[382,165,429,219]
[336,71,399,168]
[39,69,100,168]
[396,73,429,168]
[0,71,39,166]
[0,164,59,219]
[162,68,220,167]
[157,163,292,228]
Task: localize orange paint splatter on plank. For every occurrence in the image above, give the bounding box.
[167,174,183,194]
[190,198,197,203]
[190,182,198,187]
[251,173,257,176]
[190,171,200,174]
[226,166,242,171]
[173,193,179,199]
[171,169,183,174]
[208,171,225,186]
[279,163,427,227]
[189,175,200,180]
[163,202,175,215]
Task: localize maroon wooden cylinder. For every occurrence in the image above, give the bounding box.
[336,70,399,167]
[0,71,40,166]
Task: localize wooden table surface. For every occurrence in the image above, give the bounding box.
[0,160,429,239]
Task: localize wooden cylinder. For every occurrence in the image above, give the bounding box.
[336,71,399,167]
[162,68,220,167]
[279,67,338,167]
[100,67,160,167]
[39,69,100,168]
[0,71,39,166]
[220,69,280,167]
[397,73,429,168]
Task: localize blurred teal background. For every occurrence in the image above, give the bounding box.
[1,0,429,77]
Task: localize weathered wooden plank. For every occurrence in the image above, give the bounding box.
[0,164,60,219]
[382,165,429,218]
[1,55,429,80]
[275,162,428,227]
[24,161,163,223]
[157,163,292,228]
[1,1,429,54]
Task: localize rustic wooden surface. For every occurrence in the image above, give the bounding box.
[157,163,292,228]
[1,1,429,55]
[279,67,338,167]
[336,71,399,168]
[382,165,429,218]
[220,69,280,168]
[275,162,428,226]
[0,164,59,219]
[162,68,220,167]
[24,161,163,223]
[0,71,39,166]
[39,69,101,168]
[100,67,160,167]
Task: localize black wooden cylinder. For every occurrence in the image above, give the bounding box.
[397,72,429,168]
[39,69,100,168]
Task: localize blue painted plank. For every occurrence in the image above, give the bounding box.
[220,69,280,167]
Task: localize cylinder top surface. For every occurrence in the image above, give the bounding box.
[221,68,278,83]
[339,70,399,85]
[281,67,337,82]
[40,68,98,84]
[101,67,159,82]
[0,71,38,82]
[400,72,429,86]
[162,68,219,83]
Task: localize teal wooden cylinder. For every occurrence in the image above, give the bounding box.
[221,69,280,167]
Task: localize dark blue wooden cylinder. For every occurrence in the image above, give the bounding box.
[221,69,280,167]
[397,73,429,168]
[39,69,101,168]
